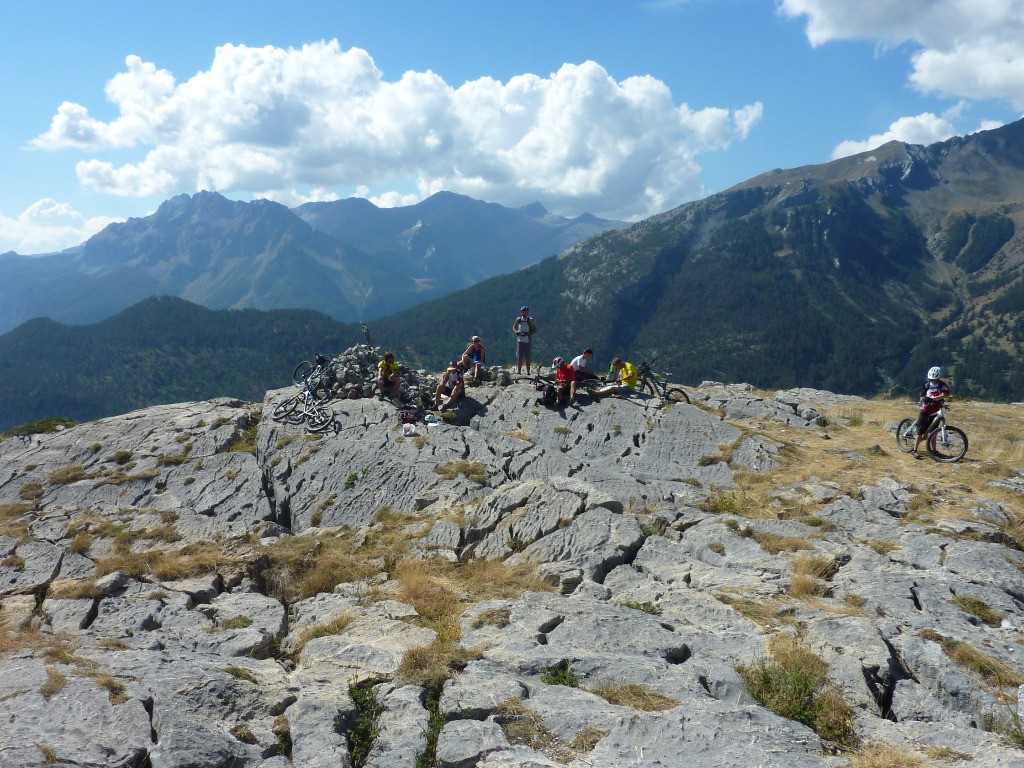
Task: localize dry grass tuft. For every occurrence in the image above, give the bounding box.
[715,591,796,630]
[40,666,67,699]
[36,743,59,765]
[433,460,488,484]
[919,630,1024,688]
[866,539,900,556]
[47,579,103,600]
[568,726,609,752]
[395,639,483,688]
[47,465,94,485]
[95,538,238,582]
[494,697,557,754]
[90,673,130,704]
[753,531,815,554]
[847,743,926,768]
[588,682,678,711]
[788,573,825,598]
[260,533,378,603]
[920,744,973,762]
[791,554,837,580]
[951,594,1006,628]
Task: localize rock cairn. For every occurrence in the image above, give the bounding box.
[318,344,433,406]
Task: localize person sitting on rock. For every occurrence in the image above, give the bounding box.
[377,352,402,404]
[462,336,486,380]
[570,348,599,382]
[552,357,577,406]
[435,362,466,410]
[592,358,638,399]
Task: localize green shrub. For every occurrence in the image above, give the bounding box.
[540,663,578,687]
[737,636,857,748]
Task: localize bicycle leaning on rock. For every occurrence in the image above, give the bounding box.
[635,357,690,404]
[895,402,968,462]
[272,356,335,433]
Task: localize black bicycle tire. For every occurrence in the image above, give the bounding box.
[895,418,916,453]
[293,361,314,387]
[272,396,299,422]
[927,425,968,462]
[665,386,690,404]
[638,377,654,396]
[305,405,334,433]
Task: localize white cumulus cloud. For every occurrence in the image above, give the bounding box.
[30,40,763,220]
[0,200,122,254]
[831,112,958,158]
[779,0,1024,152]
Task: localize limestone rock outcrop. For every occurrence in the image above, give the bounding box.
[1,379,1022,767]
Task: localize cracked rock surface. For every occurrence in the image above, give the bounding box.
[0,381,1023,766]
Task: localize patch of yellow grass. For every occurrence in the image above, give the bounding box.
[847,743,925,768]
[715,591,796,630]
[95,539,238,582]
[588,682,678,711]
[753,531,815,554]
[434,460,488,484]
[395,639,483,688]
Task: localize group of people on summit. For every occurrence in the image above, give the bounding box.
[378,304,955,455]
[373,303,644,413]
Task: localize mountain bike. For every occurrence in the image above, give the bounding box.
[895,403,968,462]
[292,356,331,393]
[272,376,334,432]
[636,358,690,404]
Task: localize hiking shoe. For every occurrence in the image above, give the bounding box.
[911,450,923,459]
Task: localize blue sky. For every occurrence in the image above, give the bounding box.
[2,0,1022,254]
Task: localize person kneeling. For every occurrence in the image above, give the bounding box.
[435,362,466,410]
[592,358,637,399]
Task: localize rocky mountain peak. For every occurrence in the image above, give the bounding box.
[1,373,1022,766]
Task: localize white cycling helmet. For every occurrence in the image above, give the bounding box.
[927,366,942,380]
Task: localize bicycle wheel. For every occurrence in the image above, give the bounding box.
[665,387,690,404]
[895,418,916,453]
[292,361,313,387]
[638,377,655,396]
[272,395,299,422]
[305,404,334,433]
[927,426,967,462]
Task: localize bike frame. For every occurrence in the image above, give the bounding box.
[920,405,949,441]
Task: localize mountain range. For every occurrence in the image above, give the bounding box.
[0,191,625,334]
[369,118,1024,400]
[4,118,1024,429]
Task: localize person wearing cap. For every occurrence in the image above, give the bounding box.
[592,358,638,399]
[377,351,402,405]
[435,361,466,410]
[512,306,537,375]
[553,357,577,406]
[461,335,486,380]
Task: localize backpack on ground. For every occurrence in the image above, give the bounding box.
[535,383,557,408]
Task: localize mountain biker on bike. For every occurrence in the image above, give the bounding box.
[912,366,950,459]
[592,358,638,399]
[378,352,402,405]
